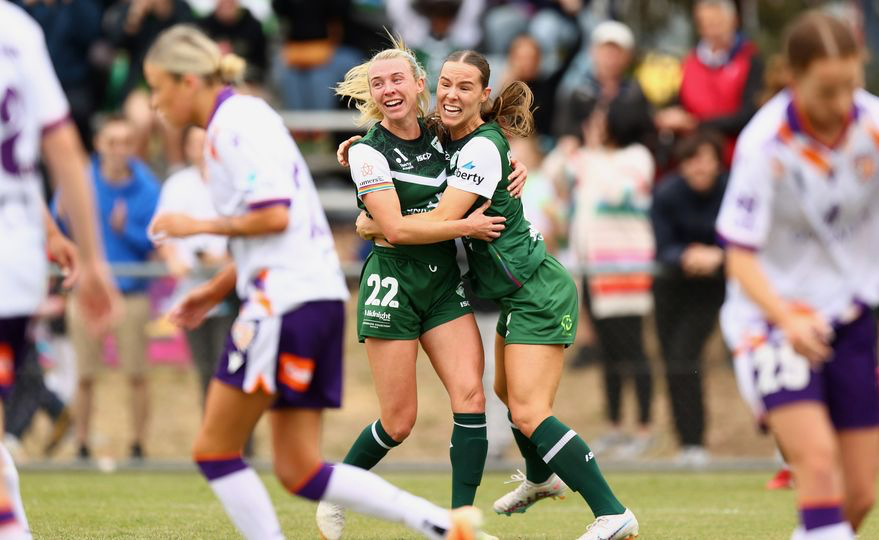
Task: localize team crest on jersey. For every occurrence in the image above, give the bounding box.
[855,154,877,182]
[231,320,257,352]
[456,282,465,298]
[430,136,443,153]
[449,150,460,170]
[560,314,573,334]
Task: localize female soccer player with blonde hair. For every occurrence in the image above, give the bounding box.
[317,38,526,540]
[718,11,879,539]
[145,24,485,540]
[355,49,639,540]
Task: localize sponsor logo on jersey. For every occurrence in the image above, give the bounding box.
[416,152,432,162]
[393,148,414,170]
[361,162,374,177]
[462,160,476,170]
[364,309,391,321]
[430,136,444,153]
[455,168,485,185]
[560,314,573,333]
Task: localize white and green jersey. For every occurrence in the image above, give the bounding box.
[446,122,547,299]
[349,120,455,266]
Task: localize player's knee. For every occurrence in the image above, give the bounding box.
[509,406,548,438]
[274,457,319,494]
[382,414,416,442]
[797,445,838,487]
[452,383,485,413]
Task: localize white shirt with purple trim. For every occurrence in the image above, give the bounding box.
[204,92,348,319]
[717,89,879,350]
[0,2,70,316]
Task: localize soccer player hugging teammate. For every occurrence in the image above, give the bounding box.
[324,37,527,540]
[717,11,879,540]
[354,50,639,540]
[145,25,489,540]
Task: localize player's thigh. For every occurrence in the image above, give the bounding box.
[838,428,879,508]
[421,313,485,409]
[194,379,275,456]
[364,338,419,420]
[493,331,508,405]
[767,402,841,494]
[504,343,564,432]
[270,408,323,479]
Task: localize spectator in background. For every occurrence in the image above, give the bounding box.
[104,0,194,164]
[554,20,655,154]
[14,0,104,151]
[272,0,363,110]
[498,34,576,139]
[387,0,483,90]
[152,126,233,401]
[654,0,762,166]
[198,0,267,90]
[509,135,566,254]
[54,115,159,462]
[650,131,727,466]
[564,97,656,459]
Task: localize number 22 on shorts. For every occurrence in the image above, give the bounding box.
[365,273,400,308]
[752,341,810,396]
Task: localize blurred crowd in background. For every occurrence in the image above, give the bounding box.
[9,0,879,465]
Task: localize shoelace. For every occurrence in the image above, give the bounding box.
[584,516,610,532]
[503,469,527,485]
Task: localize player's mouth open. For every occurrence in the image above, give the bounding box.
[384,99,403,110]
[442,104,462,116]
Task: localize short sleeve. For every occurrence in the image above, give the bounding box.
[447,136,503,199]
[716,142,776,250]
[21,20,69,132]
[214,126,293,209]
[348,143,394,200]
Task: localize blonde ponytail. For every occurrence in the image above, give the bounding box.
[335,34,430,126]
[146,24,247,84]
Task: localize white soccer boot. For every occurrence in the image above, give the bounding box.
[493,470,567,516]
[315,500,345,540]
[576,508,639,540]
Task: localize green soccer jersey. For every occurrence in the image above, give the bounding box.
[349,120,455,266]
[445,121,547,299]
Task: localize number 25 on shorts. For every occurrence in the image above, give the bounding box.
[365,273,399,308]
[753,341,810,396]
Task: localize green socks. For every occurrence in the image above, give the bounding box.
[508,410,553,484]
[342,419,400,469]
[450,412,488,508]
[529,416,625,517]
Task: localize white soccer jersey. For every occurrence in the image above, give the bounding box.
[0,2,70,317]
[204,90,348,320]
[717,89,879,351]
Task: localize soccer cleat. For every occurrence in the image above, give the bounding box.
[315,501,345,540]
[766,468,794,490]
[446,506,484,540]
[493,470,567,516]
[576,508,639,540]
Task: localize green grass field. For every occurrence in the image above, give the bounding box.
[20,470,878,539]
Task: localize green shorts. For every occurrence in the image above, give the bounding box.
[357,249,473,342]
[495,255,578,346]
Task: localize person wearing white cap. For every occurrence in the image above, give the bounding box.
[553,19,654,152]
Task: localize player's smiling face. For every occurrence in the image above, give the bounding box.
[437,61,491,139]
[368,58,423,123]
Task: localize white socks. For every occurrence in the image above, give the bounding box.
[0,445,27,539]
[208,467,284,539]
[792,523,856,540]
[323,463,451,539]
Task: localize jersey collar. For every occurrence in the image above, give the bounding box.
[207,86,236,127]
